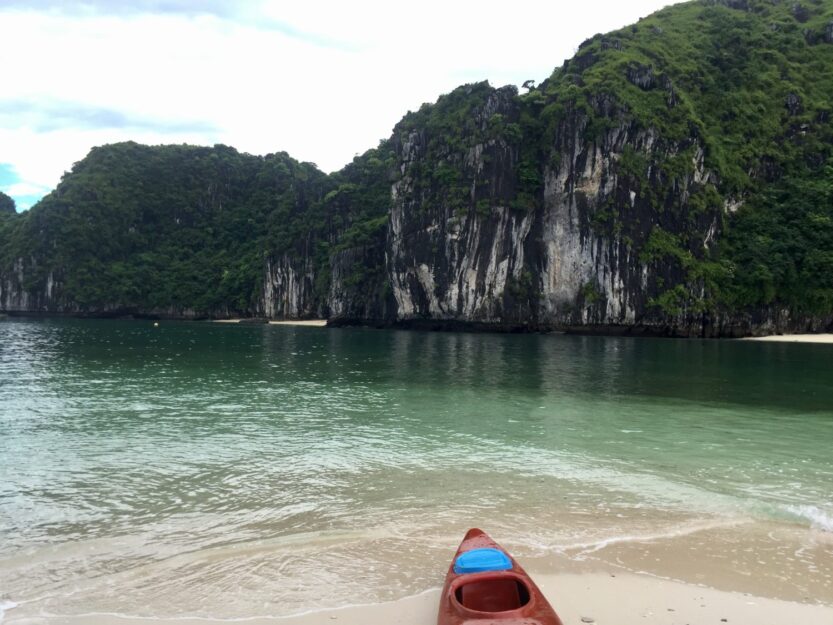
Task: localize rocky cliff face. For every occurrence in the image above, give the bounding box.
[0,260,56,312]
[375,86,727,335]
[327,241,392,323]
[540,103,728,334]
[257,245,391,322]
[540,120,670,328]
[371,82,831,336]
[1,89,827,335]
[386,87,535,327]
[258,255,319,319]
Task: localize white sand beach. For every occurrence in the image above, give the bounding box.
[743,333,833,343]
[279,573,833,625]
[11,571,831,625]
[211,319,328,327]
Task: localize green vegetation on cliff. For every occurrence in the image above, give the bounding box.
[0,193,18,266]
[376,0,833,322]
[724,163,833,313]
[540,0,833,313]
[550,0,833,185]
[0,192,15,215]
[0,141,394,315]
[1,0,833,326]
[1,143,330,312]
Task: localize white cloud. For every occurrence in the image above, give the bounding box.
[0,1,683,208]
[5,181,51,197]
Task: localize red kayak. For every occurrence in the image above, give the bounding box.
[437,528,563,625]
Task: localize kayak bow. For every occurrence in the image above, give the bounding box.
[437,528,563,625]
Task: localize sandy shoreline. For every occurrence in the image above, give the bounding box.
[210,320,833,341]
[742,333,833,343]
[211,319,328,327]
[280,573,833,625]
[9,571,831,624]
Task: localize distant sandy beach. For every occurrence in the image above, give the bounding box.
[743,333,833,343]
[211,319,328,327]
[16,571,832,625]
[213,321,833,339]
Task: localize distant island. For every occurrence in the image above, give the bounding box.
[2,0,832,337]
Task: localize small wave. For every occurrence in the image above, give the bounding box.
[784,505,833,532]
[556,518,749,558]
[276,586,440,621]
[28,588,442,623]
[0,601,18,623]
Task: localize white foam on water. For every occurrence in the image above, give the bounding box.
[551,518,750,558]
[784,505,833,532]
[274,586,440,621]
[29,587,442,623]
[0,601,18,623]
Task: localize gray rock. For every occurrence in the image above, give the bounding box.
[785,93,803,116]
[791,3,810,23]
[626,63,656,90]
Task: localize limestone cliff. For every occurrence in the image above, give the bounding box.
[359,85,727,335]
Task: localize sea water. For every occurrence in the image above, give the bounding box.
[0,318,831,619]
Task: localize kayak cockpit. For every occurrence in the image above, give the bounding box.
[452,575,532,613]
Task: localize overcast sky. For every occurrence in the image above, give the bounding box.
[0,0,682,211]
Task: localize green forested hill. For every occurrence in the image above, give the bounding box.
[546,0,833,313]
[0,142,394,315]
[1,143,330,312]
[387,0,833,322]
[1,0,832,331]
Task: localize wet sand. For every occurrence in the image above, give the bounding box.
[9,572,832,624]
[3,517,831,624]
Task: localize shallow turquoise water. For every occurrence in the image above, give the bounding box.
[1,319,832,617]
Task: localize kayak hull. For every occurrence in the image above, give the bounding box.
[437,528,564,625]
